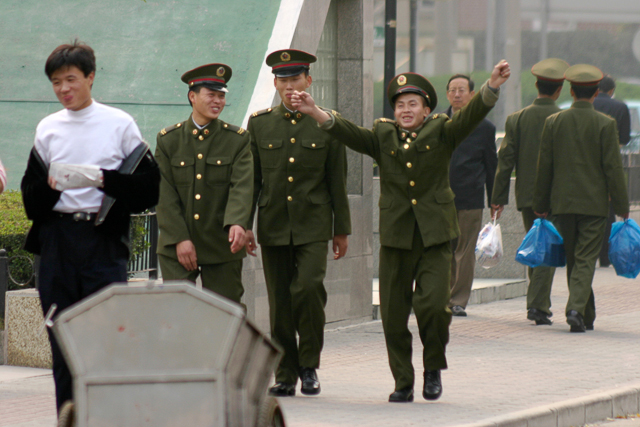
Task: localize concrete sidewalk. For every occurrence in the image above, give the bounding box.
[2,267,640,427]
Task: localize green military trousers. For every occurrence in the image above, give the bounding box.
[521,208,556,315]
[158,254,244,303]
[261,241,329,385]
[554,214,607,326]
[379,224,453,391]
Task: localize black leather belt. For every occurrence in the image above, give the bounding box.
[57,212,97,222]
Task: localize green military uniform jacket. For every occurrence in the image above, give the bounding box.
[492,97,560,209]
[155,115,253,263]
[533,101,629,217]
[248,104,351,246]
[323,83,499,250]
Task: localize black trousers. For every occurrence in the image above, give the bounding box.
[38,215,128,413]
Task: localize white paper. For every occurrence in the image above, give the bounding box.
[49,163,103,191]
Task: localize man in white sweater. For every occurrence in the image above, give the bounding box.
[21,40,160,414]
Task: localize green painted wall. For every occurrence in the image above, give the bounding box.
[0,0,281,190]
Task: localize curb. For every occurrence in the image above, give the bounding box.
[456,383,640,427]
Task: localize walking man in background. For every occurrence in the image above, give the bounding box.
[533,64,629,333]
[21,40,160,413]
[593,74,631,268]
[155,63,253,304]
[492,58,569,326]
[444,74,497,317]
[246,49,351,397]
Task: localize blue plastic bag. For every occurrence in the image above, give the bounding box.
[608,219,640,279]
[515,218,566,268]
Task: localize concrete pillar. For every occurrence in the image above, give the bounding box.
[493,0,521,130]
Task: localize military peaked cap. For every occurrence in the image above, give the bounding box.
[181,63,232,93]
[531,58,570,82]
[266,49,317,77]
[387,72,437,110]
[564,64,604,87]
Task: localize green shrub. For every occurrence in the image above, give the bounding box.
[0,190,35,289]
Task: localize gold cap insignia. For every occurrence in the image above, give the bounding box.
[397,75,407,86]
[216,67,225,77]
[281,52,291,62]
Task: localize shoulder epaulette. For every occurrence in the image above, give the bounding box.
[250,108,273,118]
[319,107,340,117]
[431,113,448,120]
[222,122,246,135]
[159,122,182,136]
[378,117,397,125]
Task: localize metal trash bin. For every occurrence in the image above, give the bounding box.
[52,281,284,427]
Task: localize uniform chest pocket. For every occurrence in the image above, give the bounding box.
[258,140,283,168]
[416,138,443,153]
[300,140,327,168]
[206,156,231,185]
[170,157,195,186]
[380,147,403,175]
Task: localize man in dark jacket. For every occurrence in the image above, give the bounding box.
[21,41,160,413]
[444,74,497,317]
[593,75,631,267]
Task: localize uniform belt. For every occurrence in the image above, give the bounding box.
[57,212,98,222]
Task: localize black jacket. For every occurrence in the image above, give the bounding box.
[21,146,160,255]
[444,106,497,210]
[593,93,631,146]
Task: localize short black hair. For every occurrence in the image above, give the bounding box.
[536,80,563,96]
[572,85,598,100]
[45,39,95,80]
[446,74,474,92]
[599,75,616,93]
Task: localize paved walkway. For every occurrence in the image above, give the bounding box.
[2,267,640,427]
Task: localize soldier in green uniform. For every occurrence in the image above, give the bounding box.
[293,61,511,402]
[491,58,570,326]
[533,64,629,333]
[155,64,253,304]
[245,50,351,397]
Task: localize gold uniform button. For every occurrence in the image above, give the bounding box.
[406,138,412,143]
[196,174,202,180]
[291,120,297,125]
[288,176,294,182]
[426,146,430,150]
[287,196,293,202]
[198,135,204,141]
[197,154,203,159]
[176,123,182,127]
[411,199,417,205]
[195,194,201,200]
[312,143,316,148]
[290,138,296,143]
[217,160,222,165]
[391,151,395,155]
[410,181,416,187]
[404,144,410,149]
[268,144,273,148]
[289,157,295,163]
[194,214,200,220]
[406,162,412,168]
[223,124,228,128]
[192,129,198,135]
[180,161,185,166]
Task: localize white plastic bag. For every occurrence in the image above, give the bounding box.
[475,219,503,269]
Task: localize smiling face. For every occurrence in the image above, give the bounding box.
[393,93,431,131]
[274,73,312,110]
[189,86,226,125]
[446,77,474,113]
[51,66,94,111]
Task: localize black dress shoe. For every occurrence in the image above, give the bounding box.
[423,370,443,400]
[451,305,467,317]
[566,310,586,333]
[300,367,321,395]
[389,387,414,402]
[527,308,553,325]
[268,382,296,397]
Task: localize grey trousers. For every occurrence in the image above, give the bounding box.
[449,209,483,308]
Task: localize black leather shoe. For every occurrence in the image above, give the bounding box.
[451,305,467,317]
[527,308,553,325]
[268,382,295,397]
[567,310,586,333]
[389,387,414,402]
[300,368,321,395]
[423,370,443,400]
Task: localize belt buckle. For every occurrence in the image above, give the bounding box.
[72,212,91,221]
